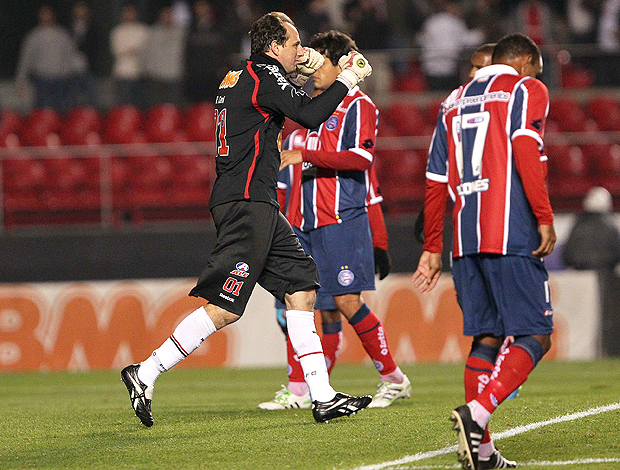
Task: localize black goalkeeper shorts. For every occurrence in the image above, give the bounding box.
[189,200,320,316]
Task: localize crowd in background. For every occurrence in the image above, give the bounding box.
[11,0,620,111]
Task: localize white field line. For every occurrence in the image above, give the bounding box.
[351,402,620,470]
[398,458,620,469]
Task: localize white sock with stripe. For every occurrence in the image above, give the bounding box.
[138,306,216,387]
[286,310,336,403]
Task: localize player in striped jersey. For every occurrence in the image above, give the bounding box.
[258,30,410,411]
[413,34,556,469]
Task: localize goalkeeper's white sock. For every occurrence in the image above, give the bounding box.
[138,306,216,387]
[286,310,336,403]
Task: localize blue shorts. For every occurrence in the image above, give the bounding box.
[278,213,375,311]
[452,254,554,337]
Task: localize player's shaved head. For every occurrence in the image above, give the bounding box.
[492,34,541,69]
[249,12,296,55]
[308,30,358,66]
[469,43,495,78]
[476,43,495,57]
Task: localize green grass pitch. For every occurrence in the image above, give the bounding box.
[1,360,619,469]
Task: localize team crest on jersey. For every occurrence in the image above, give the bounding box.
[338,269,355,286]
[231,261,250,278]
[219,70,242,89]
[325,115,339,130]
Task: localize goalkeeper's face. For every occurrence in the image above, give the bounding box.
[311,54,341,91]
[277,22,304,74]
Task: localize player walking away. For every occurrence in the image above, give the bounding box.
[412,33,556,470]
[414,43,495,245]
[257,30,411,412]
[121,12,374,427]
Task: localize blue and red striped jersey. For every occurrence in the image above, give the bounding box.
[425,64,551,257]
[278,87,380,231]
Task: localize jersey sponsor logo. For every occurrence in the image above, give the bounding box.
[377,326,388,355]
[362,138,374,149]
[230,262,250,278]
[456,178,489,196]
[236,262,249,272]
[337,269,355,286]
[219,292,235,302]
[444,91,510,113]
[325,115,339,130]
[263,64,299,93]
[531,118,543,130]
[219,70,242,89]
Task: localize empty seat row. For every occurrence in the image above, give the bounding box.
[0,103,217,148]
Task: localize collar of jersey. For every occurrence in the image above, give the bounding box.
[250,52,286,74]
[473,64,519,80]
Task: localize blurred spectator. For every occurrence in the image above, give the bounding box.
[184,0,227,103]
[110,3,149,107]
[297,0,333,42]
[345,0,392,50]
[595,0,620,86]
[402,0,432,40]
[417,0,483,91]
[464,0,507,43]
[562,187,620,272]
[221,0,262,58]
[15,5,77,112]
[172,0,192,28]
[508,0,564,46]
[71,1,106,107]
[566,0,598,44]
[142,6,186,107]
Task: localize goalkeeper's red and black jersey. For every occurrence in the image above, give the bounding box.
[208,53,349,210]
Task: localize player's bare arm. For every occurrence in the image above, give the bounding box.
[412,251,442,292]
[532,224,557,257]
[279,150,303,170]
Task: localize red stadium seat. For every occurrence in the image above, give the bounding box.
[0,130,20,148]
[424,99,444,125]
[585,96,620,132]
[105,105,142,144]
[61,107,102,145]
[0,109,23,135]
[128,155,173,188]
[145,104,183,143]
[21,108,62,147]
[185,102,215,142]
[384,103,431,136]
[376,149,426,214]
[3,157,46,191]
[170,154,211,187]
[561,64,595,89]
[548,97,588,133]
[43,155,91,191]
[391,62,427,93]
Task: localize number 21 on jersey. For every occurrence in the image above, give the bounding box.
[452,111,490,196]
[215,109,229,156]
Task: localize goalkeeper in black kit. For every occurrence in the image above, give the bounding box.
[121,12,374,426]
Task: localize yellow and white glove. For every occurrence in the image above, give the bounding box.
[288,47,325,87]
[337,51,372,89]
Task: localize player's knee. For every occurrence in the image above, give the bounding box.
[321,309,341,323]
[204,303,240,329]
[333,293,363,319]
[285,289,316,311]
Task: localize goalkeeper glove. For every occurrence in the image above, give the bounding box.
[337,50,372,89]
[374,247,392,280]
[288,47,324,87]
